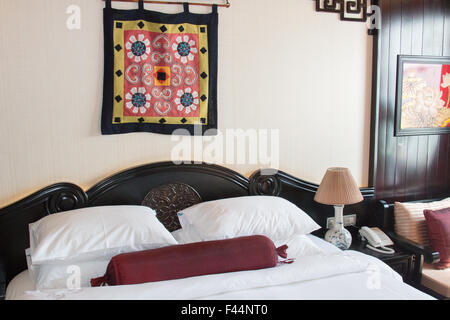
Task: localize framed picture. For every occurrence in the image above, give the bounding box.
[395,55,450,136]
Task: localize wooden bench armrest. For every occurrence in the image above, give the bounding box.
[387,232,440,264]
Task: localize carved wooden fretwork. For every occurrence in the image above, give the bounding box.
[141,183,202,232]
[314,0,369,22]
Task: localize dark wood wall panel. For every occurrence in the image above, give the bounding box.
[373,0,450,202]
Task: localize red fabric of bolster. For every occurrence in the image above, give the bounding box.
[423,207,450,270]
[91,235,287,286]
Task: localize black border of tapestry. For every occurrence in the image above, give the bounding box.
[101,3,218,136]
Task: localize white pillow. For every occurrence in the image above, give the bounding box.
[26,248,108,289]
[177,196,321,241]
[274,234,325,258]
[25,248,38,285]
[34,260,109,290]
[25,248,110,290]
[171,228,203,244]
[29,205,178,265]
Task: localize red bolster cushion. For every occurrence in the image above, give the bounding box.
[91,235,288,286]
[424,207,450,270]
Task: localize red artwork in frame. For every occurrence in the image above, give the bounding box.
[395,55,450,136]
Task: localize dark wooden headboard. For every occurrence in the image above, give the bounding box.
[0,161,375,298]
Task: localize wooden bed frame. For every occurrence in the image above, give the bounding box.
[0,161,375,299]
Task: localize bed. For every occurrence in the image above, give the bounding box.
[0,161,433,300]
[5,234,432,300]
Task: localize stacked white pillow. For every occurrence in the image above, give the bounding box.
[27,197,322,289]
[175,196,321,242]
[27,205,178,290]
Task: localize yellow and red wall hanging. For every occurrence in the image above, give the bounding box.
[101,0,218,135]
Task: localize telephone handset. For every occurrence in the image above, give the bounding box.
[359,227,395,254]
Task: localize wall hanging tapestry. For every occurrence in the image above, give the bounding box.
[101,0,218,135]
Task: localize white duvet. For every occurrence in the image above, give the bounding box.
[6,235,433,300]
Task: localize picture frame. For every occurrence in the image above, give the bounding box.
[394,55,450,136]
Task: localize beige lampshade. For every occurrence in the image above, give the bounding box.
[314,167,363,205]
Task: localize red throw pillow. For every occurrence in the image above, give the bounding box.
[423,207,450,270]
[91,235,291,286]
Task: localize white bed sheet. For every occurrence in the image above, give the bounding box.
[6,235,433,300]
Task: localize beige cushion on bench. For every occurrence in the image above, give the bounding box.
[394,198,450,246]
[421,263,450,298]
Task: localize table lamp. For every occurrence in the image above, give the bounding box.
[314,167,363,250]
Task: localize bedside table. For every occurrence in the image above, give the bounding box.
[349,235,415,284]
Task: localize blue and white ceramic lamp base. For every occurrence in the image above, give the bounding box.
[325,205,352,250]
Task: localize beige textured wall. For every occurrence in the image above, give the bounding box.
[0,0,373,206]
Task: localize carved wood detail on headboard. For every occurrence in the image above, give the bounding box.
[249,174,281,196]
[141,183,202,232]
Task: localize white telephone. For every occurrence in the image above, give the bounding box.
[359,227,395,254]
